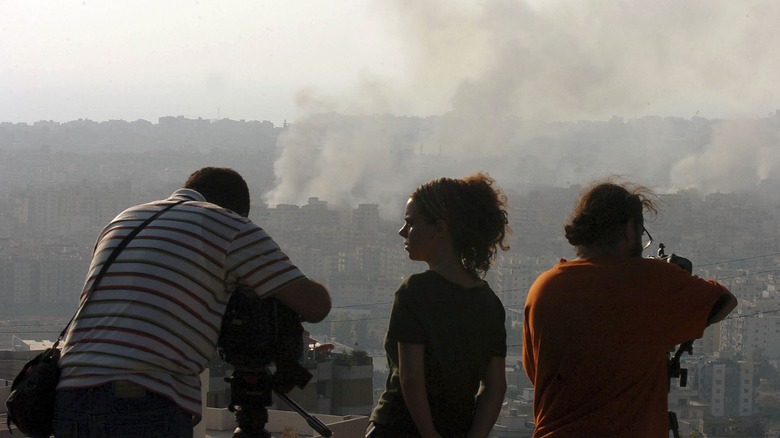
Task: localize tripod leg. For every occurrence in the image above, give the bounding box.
[668,411,680,438]
[275,391,332,437]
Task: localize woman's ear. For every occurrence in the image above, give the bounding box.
[434,218,450,237]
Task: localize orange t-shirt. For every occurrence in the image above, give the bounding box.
[523,256,729,437]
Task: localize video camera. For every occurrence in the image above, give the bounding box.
[217,289,331,437]
[654,243,693,274]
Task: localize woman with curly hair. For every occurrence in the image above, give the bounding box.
[367,173,511,438]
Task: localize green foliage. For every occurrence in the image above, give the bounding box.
[334,349,373,367]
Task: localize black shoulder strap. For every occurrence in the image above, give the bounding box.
[55,199,186,345]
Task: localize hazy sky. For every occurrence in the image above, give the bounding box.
[2,0,406,125]
[4,0,780,126]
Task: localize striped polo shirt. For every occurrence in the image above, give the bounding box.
[57,188,306,422]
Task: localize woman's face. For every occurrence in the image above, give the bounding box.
[398,197,436,262]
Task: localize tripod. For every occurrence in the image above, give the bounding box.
[217,293,332,438]
[667,340,693,438]
[226,366,332,438]
[658,244,694,438]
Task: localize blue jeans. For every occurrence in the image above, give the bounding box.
[53,382,193,438]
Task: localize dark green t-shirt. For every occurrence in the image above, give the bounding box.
[370,270,507,437]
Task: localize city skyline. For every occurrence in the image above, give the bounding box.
[2,131,780,433]
[4,112,780,214]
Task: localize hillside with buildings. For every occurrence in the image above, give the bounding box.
[2,114,780,436]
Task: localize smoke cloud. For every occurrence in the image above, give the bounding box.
[671,119,780,193]
[265,0,780,213]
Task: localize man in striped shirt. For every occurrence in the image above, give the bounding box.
[53,167,332,438]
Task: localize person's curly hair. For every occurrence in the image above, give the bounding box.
[565,178,659,256]
[412,172,511,277]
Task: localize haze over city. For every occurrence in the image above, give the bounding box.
[4,1,780,212]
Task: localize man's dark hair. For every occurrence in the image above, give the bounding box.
[184,167,250,217]
[565,178,658,256]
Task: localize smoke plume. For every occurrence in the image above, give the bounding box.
[265,0,780,213]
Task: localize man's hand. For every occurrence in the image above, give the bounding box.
[666,254,693,273]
